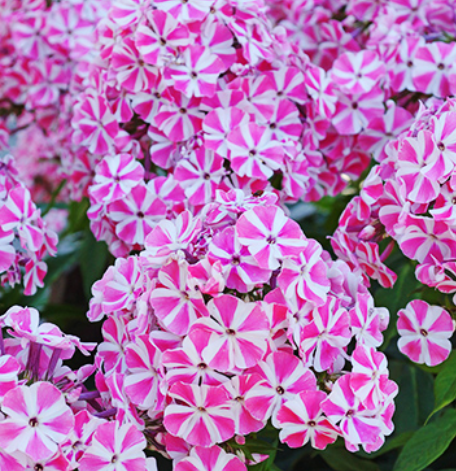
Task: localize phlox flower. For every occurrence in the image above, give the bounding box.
[278,239,330,307]
[349,293,388,348]
[331,50,385,95]
[135,10,189,66]
[72,93,120,155]
[124,334,165,411]
[167,45,225,98]
[101,256,144,313]
[276,390,339,450]
[397,299,454,366]
[223,374,264,436]
[397,130,448,204]
[162,334,228,387]
[108,183,167,246]
[236,205,305,270]
[321,375,382,452]
[0,185,43,252]
[244,351,317,426]
[90,154,144,204]
[174,446,246,471]
[142,210,201,266]
[350,345,391,410]
[207,226,271,293]
[174,148,225,206]
[0,382,74,462]
[300,296,352,372]
[79,421,149,471]
[191,295,269,372]
[164,382,235,447]
[227,123,283,180]
[150,259,208,336]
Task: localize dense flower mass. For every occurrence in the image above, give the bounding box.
[1,0,456,469]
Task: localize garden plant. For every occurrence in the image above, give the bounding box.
[1,0,456,470]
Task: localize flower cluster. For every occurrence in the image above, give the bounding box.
[0,154,58,295]
[87,197,397,465]
[0,0,456,469]
[0,0,108,201]
[333,98,456,366]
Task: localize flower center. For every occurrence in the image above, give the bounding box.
[267,235,276,245]
[438,141,446,151]
[420,328,428,337]
[226,328,236,335]
[197,362,207,370]
[308,420,316,427]
[29,417,39,427]
[276,385,285,395]
[231,255,241,265]
[137,211,145,219]
[111,454,118,464]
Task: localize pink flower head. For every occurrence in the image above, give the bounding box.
[163,334,228,387]
[124,334,165,411]
[321,374,381,452]
[174,445,246,471]
[208,226,271,293]
[191,295,269,372]
[397,299,454,366]
[72,93,119,155]
[276,390,339,450]
[79,421,147,471]
[0,382,74,462]
[108,183,167,246]
[332,51,385,95]
[143,210,201,267]
[90,154,144,204]
[174,148,225,206]
[227,124,283,180]
[150,259,208,336]
[300,296,352,372]
[244,351,317,426]
[164,382,235,447]
[167,45,224,98]
[101,256,144,313]
[0,185,43,252]
[349,293,388,348]
[350,345,391,410]
[397,130,448,204]
[236,205,305,270]
[278,239,330,307]
[224,374,264,435]
[136,10,189,66]
[203,107,248,158]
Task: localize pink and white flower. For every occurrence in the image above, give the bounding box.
[164,382,235,447]
[191,295,269,372]
[0,382,74,462]
[236,205,305,270]
[276,390,339,450]
[397,299,455,366]
[79,421,147,471]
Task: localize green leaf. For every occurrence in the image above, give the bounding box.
[376,261,420,350]
[394,408,456,471]
[360,432,414,459]
[319,446,380,471]
[79,230,109,299]
[427,351,456,422]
